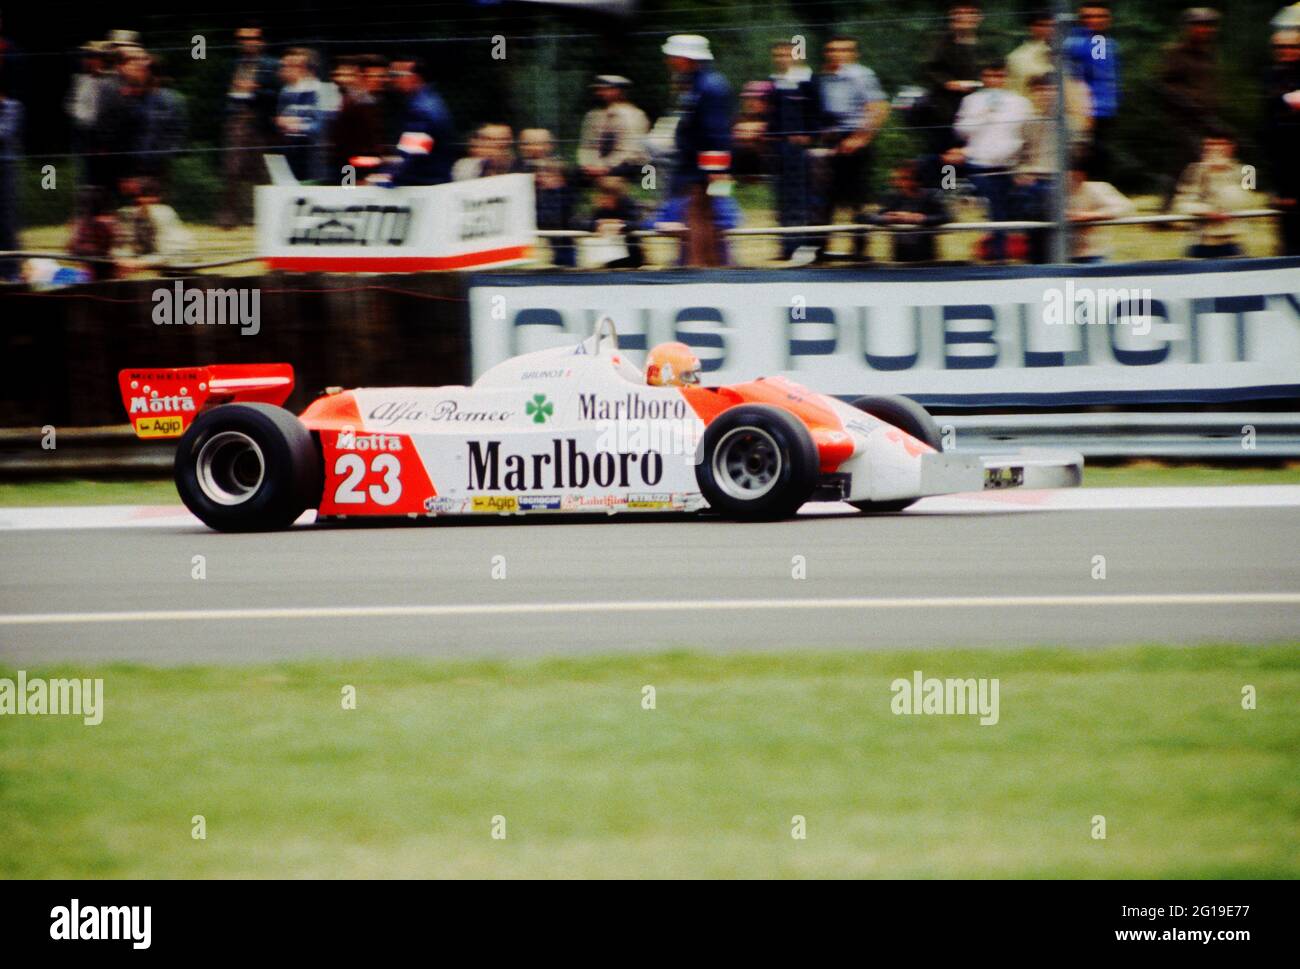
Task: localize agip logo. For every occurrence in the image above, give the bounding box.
[135,416,185,438]
[472,495,519,513]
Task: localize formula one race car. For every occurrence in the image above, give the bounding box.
[119,320,1083,532]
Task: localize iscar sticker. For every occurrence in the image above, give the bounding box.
[423,496,469,514]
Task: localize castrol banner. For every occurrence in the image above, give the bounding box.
[256,174,535,272]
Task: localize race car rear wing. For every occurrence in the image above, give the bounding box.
[118,364,295,439]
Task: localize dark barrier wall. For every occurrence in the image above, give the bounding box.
[0,272,470,427]
[7,260,1300,429]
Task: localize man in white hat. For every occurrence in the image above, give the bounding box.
[662,34,734,266]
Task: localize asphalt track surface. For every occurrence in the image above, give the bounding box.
[2,488,1298,665]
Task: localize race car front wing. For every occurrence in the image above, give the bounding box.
[919,448,1085,498]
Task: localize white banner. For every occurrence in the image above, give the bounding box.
[256,174,535,272]
[468,261,1300,405]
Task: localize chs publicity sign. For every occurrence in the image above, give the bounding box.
[468,260,1300,406]
[256,174,535,272]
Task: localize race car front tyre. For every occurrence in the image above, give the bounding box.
[696,404,820,519]
[175,403,322,532]
[848,394,942,514]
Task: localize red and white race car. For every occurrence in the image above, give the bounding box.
[119,320,1082,532]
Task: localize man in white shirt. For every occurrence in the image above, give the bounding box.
[577,75,650,181]
[1007,10,1055,98]
[1066,165,1133,262]
[952,60,1033,259]
[113,176,194,273]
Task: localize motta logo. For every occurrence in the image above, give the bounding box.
[336,428,403,451]
[130,394,196,415]
[284,197,415,246]
[468,438,664,491]
[50,899,150,949]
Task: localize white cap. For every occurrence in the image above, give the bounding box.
[662,34,713,61]
[1274,3,1300,28]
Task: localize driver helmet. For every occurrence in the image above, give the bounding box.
[645,342,702,387]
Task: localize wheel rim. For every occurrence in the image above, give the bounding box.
[712,426,782,501]
[195,431,265,506]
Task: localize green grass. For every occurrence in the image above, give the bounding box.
[0,478,180,507]
[1,645,1296,878]
[1081,463,1300,488]
[2,463,1297,508]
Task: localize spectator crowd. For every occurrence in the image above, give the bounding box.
[0,3,1298,279]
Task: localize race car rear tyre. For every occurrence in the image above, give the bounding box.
[175,403,322,532]
[848,395,941,514]
[696,404,820,520]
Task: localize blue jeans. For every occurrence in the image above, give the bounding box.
[774,141,815,258]
[969,168,1014,260]
[1012,177,1055,264]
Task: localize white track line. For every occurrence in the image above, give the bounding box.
[4,486,1300,531]
[3,593,1299,626]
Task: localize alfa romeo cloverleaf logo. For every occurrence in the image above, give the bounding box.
[526,393,553,424]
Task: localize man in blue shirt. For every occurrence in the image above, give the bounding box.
[275,48,325,182]
[663,34,734,266]
[1067,2,1121,181]
[816,36,889,261]
[381,55,456,187]
[768,39,819,261]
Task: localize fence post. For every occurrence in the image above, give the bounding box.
[1051,0,1074,264]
